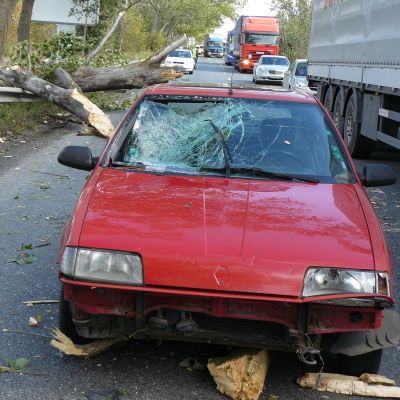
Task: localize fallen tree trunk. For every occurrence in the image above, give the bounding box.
[0,36,186,136]
[71,35,187,92]
[0,66,114,138]
[71,63,182,92]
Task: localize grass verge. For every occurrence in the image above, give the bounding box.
[0,102,63,136]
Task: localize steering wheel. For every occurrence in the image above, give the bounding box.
[259,149,308,169]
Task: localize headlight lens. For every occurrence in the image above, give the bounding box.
[303,268,390,297]
[60,247,143,285]
[242,59,250,65]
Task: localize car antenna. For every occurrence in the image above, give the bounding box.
[228,72,234,95]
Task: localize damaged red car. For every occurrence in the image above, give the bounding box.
[57,83,398,375]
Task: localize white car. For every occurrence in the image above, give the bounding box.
[283,59,309,90]
[253,55,290,84]
[162,49,195,74]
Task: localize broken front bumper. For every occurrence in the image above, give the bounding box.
[61,279,399,355]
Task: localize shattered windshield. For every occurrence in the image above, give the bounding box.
[110,96,354,183]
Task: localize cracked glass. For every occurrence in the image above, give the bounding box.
[111,96,354,183]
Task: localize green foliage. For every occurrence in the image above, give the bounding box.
[272,0,312,61]
[9,32,88,78]
[0,358,29,373]
[136,0,244,40]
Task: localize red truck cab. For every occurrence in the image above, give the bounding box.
[233,16,280,73]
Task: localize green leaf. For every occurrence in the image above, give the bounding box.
[13,358,29,370]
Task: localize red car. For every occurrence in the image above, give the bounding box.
[57,83,398,375]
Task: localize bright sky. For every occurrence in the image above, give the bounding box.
[215,0,274,36]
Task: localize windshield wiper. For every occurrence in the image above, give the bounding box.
[200,166,319,183]
[207,121,232,177]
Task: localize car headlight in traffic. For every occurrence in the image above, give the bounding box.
[242,59,250,65]
[302,268,390,297]
[60,247,143,285]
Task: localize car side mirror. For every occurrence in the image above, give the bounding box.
[58,146,97,171]
[361,164,396,187]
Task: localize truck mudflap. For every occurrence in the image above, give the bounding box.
[330,310,400,356]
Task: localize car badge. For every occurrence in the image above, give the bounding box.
[214,266,230,286]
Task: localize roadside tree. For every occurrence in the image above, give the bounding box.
[272,0,312,61]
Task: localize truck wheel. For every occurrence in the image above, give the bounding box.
[59,285,87,344]
[323,84,334,116]
[333,90,344,134]
[337,349,382,376]
[343,94,375,158]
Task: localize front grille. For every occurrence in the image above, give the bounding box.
[192,313,284,338]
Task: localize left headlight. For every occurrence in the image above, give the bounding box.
[302,267,390,297]
[60,247,143,285]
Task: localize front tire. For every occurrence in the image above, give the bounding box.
[59,285,87,344]
[337,349,382,376]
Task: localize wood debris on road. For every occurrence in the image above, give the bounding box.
[298,372,400,398]
[50,328,125,357]
[207,349,269,400]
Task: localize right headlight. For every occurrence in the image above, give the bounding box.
[302,267,390,297]
[60,247,143,286]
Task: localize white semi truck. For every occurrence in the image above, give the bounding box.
[308,0,400,157]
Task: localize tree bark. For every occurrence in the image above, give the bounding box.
[71,63,182,92]
[0,66,114,138]
[54,67,82,92]
[17,0,35,42]
[0,0,18,65]
[71,35,187,92]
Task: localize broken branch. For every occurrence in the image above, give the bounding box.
[50,328,126,357]
[298,372,400,398]
[0,67,114,138]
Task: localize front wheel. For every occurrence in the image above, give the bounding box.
[59,285,87,344]
[337,349,382,376]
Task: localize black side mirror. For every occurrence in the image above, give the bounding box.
[58,146,97,171]
[361,164,396,187]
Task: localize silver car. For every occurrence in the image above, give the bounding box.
[253,55,290,85]
[282,59,308,90]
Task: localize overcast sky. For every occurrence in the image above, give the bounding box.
[215,0,274,35]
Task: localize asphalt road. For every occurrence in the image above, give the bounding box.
[1,57,400,400]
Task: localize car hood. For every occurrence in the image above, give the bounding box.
[79,169,374,297]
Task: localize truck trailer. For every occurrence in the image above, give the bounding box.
[204,34,225,58]
[232,16,280,73]
[308,0,400,157]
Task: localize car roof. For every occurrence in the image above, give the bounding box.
[142,83,316,104]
